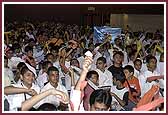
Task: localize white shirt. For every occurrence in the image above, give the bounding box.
[77,56,84,69]
[36,72,48,89]
[139,70,160,97]
[95,69,113,87]
[7,83,40,111]
[111,86,128,111]
[39,82,68,107]
[4,67,15,84]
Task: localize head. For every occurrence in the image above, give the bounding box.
[37,103,57,111]
[114,72,126,87]
[47,66,59,87]
[26,56,36,68]
[70,58,80,68]
[5,47,14,59]
[89,89,112,111]
[42,61,53,72]
[20,65,35,88]
[46,53,54,63]
[51,46,59,57]
[146,55,157,72]
[96,57,107,71]
[113,51,124,66]
[134,59,142,71]
[86,71,99,86]
[123,65,134,79]
[25,46,33,57]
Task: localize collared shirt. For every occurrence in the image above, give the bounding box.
[39,82,68,107]
[95,69,113,87]
[7,82,40,111]
[139,70,160,97]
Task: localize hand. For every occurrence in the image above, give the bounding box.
[68,67,74,76]
[50,89,69,104]
[82,56,93,72]
[27,89,37,96]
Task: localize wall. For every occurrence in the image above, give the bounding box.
[110,14,164,32]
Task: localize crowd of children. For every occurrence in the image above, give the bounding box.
[3,20,164,111]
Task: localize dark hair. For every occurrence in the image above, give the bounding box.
[45,53,54,60]
[124,65,134,74]
[134,59,142,65]
[70,58,79,65]
[90,89,112,109]
[86,70,99,80]
[17,62,26,70]
[113,72,126,84]
[47,66,59,75]
[37,103,57,111]
[4,56,8,60]
[25,46,33,53]
[20,66,30,76]
[113,51,124,58]
[146,55,157,64]
[42,61,52,70]
[97,57,106,64]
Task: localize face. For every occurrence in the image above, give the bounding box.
[47,55,54,62]
[6,50,13,59]
[113,54,123,65]
[27,50,33,57]
[147,58,157,71]
[21,70,35,86]
[30,59,36,68]
[71,59,79,67]
[134,61,142,71]
[96,60,105,70]
[90,102,109,111]
[90,74,99,86]
[51,50,58,57]
[124,69,132,79]
[48,71,59,84]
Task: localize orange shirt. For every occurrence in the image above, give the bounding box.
[124,76,141,103]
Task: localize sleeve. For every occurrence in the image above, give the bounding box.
[69,87,84,111]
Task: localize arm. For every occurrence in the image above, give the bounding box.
[146,75,164,83]
[21,89,69,111]
[75,56,93,91]
[4,86,37,96]
[69,67,75,86]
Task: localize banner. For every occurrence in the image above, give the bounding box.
[93,26,121,44]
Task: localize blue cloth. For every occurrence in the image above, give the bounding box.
[93,26,121,44]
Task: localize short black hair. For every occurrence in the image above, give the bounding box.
[97,57,106,64]
[124,65,134,74]
[134,58,142,65]
[47,66,59,75]
[113,72,126,84]
[113,51,124,58]
[37,103,57,111]
[86,70,99,80]
[90,89,112,109]
[25,46,33,53]
[146,55,157,64]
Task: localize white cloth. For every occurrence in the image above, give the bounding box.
[4,67,15,84]
[95,69,113,87]
[111,86,128,111]
[139,70,160,97]
[36,72,48,89]
[39,82,68,107]
[7,83,40,111]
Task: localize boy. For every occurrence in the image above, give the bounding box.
[96,57,113,86]
[123,65,141,104]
